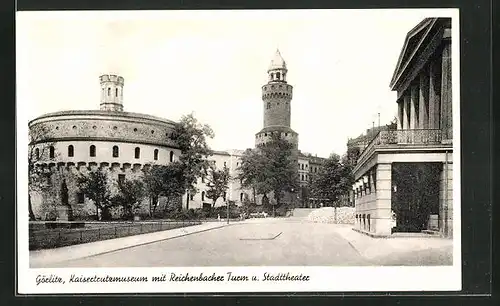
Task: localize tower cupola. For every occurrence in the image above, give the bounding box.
[100,74,124,111]
[267,49,288,83]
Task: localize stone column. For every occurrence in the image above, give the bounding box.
[403,94,410,130]
[419,70,430,128]
[429,59,442,129]
[397,100,403,130]
[374,163,392,236]
[410,85,419,129]
[441,37,452,141]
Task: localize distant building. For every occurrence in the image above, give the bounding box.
[351,18,453,237]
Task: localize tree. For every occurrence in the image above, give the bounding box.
[310,153,354,215]
[111,178,145,220]
[28,123,56,220]
[238,132,299,215]
[236,148,262,204]
[143,163,187,216]
[77,170,113,220]
[205,165,230,207]
[172,113,214,210]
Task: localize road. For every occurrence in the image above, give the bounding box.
[47,218,370,267]
[44,218,452,267]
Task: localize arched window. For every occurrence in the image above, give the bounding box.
[89,145,96,157]
[169,151,174,162]
[134,147,140,159]
[107,88,111,96]
[68,145,74,157]
[267,102,271,109]
[270,73,274,80]
[154,149,159,160]
[113,146,119,158]
[49,146,55,158]
[35,148,40,160]
[115,88,118,97]
[276,72,281,80]
[202,191,205,201]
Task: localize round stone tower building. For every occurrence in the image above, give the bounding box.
[255,49,299,149]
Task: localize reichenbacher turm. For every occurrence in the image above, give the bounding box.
[255,49,298,150]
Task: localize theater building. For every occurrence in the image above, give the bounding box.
[352,18,453,237]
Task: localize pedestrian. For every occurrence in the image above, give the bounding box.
[218,214,221,222]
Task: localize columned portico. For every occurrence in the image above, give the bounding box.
[419,70,430,128]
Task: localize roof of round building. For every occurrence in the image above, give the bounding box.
[268,49,287,71]
[28,110,176,127]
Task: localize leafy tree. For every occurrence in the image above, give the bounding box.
[28,123,57,220]
[143,163,187,216]
[236,148,262,204]
[311,153,354,211]
[205,165,230,207]
[77,170,113,220]
[172,113,214,209]
[111,178,145,220]
[238,132,299,215]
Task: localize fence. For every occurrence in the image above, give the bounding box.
[29,220,201,250]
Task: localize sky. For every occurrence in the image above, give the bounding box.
[17,9,454,157]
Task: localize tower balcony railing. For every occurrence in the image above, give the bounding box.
[357,129,444,165]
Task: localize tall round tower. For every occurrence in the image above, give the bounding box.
[255,50,298,149]
[100,74,124,111]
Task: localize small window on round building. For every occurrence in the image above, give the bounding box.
[134,128,138,132]
[55,126,59,130]
[169,151,174,162]
[134,147,140,159]
[68,145,74,157]
[113,126,117,130]
[92,126,97,129]
[113,146,119,158]
[49,146,55,158]
[89,145,96,157]
[72,125,77,129]
[154,149,159,160]
[151,130,154,134]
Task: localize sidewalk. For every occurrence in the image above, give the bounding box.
[30,221,230,268]
[334,224,454,262]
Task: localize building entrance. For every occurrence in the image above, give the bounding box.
[391,162,441,233]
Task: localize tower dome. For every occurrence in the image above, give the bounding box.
[268,49,287,72]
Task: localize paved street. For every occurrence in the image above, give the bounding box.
[40,218,452,267]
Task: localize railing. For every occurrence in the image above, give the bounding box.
[357,129,443,165]
[29,220,202,250]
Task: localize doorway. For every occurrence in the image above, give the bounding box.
[391,162,441,233]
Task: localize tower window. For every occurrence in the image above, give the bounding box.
[35,148,40,160]
[90,145,96,157]
[276,72,281,80]
[113,146,119,158]
[108,88,111,96]
[223,192,227,202]
[154,149,159,160]
[224,161,226,168]
[170,151,174,162]
[68,145,74,157]
[49,146,55,158]
[270,73,274,80]
[115,88,118,97]
[202,191,205,201]
[267,102,271,109]
[240,193,244,201]
[134,147,140,159]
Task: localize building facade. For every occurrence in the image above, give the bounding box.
[352,18,453,237]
